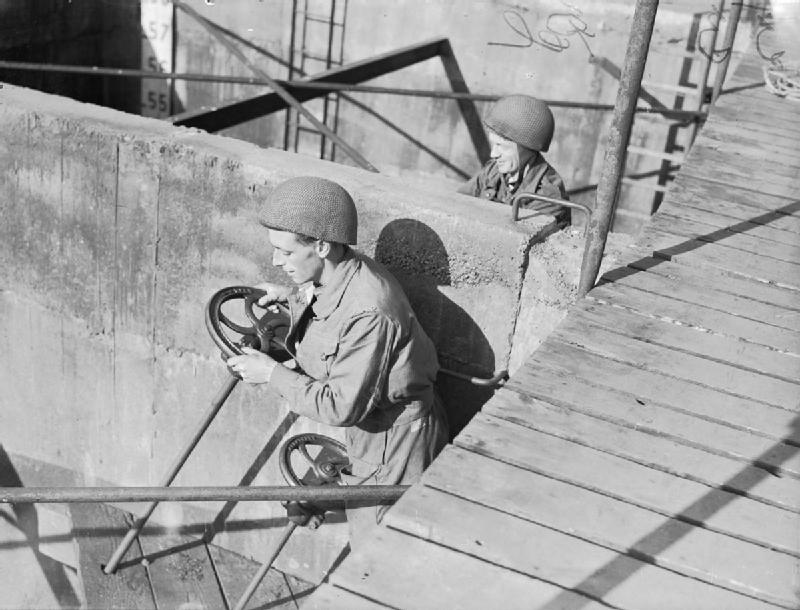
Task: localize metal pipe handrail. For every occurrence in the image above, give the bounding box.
[0,61,707,120]
[578,0,659,298]
[510,192,593,224]
[0,485,408,504]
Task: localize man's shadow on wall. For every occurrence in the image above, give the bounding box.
[375,219,496,439]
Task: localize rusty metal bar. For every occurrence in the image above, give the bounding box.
[691,0,726,144]
[437,39,490,164]
[510,192,593,223]
[169,37,448,130]
[233,521,298,610]
[0,61,706,120]
[174,0,378,172]
[578,0,660,298]
[0,485,408,504]
[102,374,239,574]
[711,0,744,103]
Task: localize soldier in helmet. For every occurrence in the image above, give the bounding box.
[226,176,448,547]
[459,94,569,220]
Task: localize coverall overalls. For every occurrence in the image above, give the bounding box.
[268,248,449,546]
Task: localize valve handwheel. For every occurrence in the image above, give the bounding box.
[279,433,348,488]
[205,286,291,360]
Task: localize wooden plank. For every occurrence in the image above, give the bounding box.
[687,142,800,176]
[424,446,794,609]
[710,103,800,133]
[554,315,800,409]
[701,121,800,157]
[654,208,799,247]
[508,341,800,444]
[710,95,800,123]
[330,527,602,610]
[69,503,156,610]
[636,228,800,289]
[571,300,800,382]
[678,164,799,201]
[690,139,800,169]
[464,403,799,512]
[484,389,800,557]
[387,485,782,610]
[207,543,308,610]
[303,584,389,609]
[458,416,800,607]
[641,222,800,267]
[138,532,226,610]
[600,262,800,333]
[670,173,800,219]
[466,403,797,558]
[625,256,800,312]
[588,282,800,355]
[505,353,800,467]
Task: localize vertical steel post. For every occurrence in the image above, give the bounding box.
[578,0,660,298]
[691,0,726,145]
[711,0,744,104]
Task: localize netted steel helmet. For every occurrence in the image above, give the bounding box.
[485,95,555,152]
[260,176,357,245]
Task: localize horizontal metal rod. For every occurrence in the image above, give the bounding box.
[0,485,408,504]
[0,60,706,119]
[439,368,508,388]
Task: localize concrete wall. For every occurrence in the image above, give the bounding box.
[172,0,764,233]
[0,83,603,583]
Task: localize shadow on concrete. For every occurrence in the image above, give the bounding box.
[0,445,82,609]
[538,414,800,609]
[375,219,496,439]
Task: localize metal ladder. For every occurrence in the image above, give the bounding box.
[284,0,347,161]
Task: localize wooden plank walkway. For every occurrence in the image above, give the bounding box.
[302,41,800,610]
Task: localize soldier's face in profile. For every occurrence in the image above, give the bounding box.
[269,229,325,285]
[489,130,521,175]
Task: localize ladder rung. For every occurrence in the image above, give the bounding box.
[300,51,337,63]
[297,125,324,135]
[303,14,344,26]
[626,145,685,163]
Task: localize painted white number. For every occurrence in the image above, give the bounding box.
[140,1,173,118]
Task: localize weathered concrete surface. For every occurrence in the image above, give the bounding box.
[0,83,630,582]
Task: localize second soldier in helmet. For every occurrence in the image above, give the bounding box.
[459,94,570,221]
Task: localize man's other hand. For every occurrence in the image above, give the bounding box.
[227,347,278,384]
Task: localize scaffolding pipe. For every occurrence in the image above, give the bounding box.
[232,521,298,610]
[0,61,706,120]
[711,0,744,103]
[0,485,408,504]
[578,0,660,298]
[173,1,378,173]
